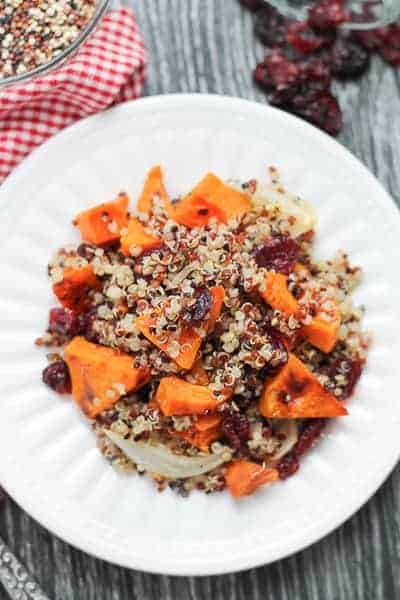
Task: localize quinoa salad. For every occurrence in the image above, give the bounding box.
[37,166,369,498]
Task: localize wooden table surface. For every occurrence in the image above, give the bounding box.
[1,1,399,599]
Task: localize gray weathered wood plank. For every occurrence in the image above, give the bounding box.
[0,1,399,598]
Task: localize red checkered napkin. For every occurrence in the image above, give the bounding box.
[0,7,146,183]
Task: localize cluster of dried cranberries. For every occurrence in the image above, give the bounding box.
[240,0,400,135]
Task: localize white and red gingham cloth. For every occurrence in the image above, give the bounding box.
[0,7,146,183]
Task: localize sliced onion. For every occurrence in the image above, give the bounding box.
[254,184,317,237]
[106,431,229,479]
[272,420,299,461]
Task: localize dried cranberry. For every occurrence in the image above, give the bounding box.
[292,91,342,136]
[77,309,98,342]
[325,355,363,400]
[287,22,335,54]
[294,418,326,457]
[352,28,384,50]
[277,418,326,479]
[48,308,80,337]
[308,0,349,31]
[329,38,370,77]
[232,394,253,412]
[222,412,250,450]
[254,6,287,47]
[239,0,264,11]
[277,453,299,479]
[290,58,332,109]
[378,24,400,66]
[254,233,300,274]
[42,360,72,394]
[77,243,96,259]
[184,286,213,324]
[379,45,400,66]
[254,49,300,100]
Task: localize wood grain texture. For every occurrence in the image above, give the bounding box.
[1,1,399,598]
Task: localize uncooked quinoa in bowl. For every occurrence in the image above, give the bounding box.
[37,165,369,498]
[0,0,109,85]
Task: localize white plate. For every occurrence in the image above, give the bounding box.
[0,94,399,576]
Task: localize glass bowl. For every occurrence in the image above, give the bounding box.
[0,0,111,89]
[264,0,400,28]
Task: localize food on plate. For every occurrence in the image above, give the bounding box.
[37,164,369,498]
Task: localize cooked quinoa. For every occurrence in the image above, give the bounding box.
[38,166,369,498]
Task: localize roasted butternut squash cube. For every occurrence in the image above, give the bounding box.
[135,286,225,370]
[137,165,175,218]
[226,460,279,498]
[155,376,218,415]
[174,173,251,228]
[260,353,348,418]
[120,218,161,256]
[260,271,299,316]
[64,337,150,418]
[172,414,222,451]
[53,265,101,313]
[74,193,129,246]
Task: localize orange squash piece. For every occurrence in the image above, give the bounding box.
[174,173,251,228]
[137,165,175,218]
[155,376,218,415]
[74,193,129,246]
[53,265,101,313]
[225,460,279,498]
[172,414,222,451]
[260,272,299,316]
[120,217,161,256]
[64,336,150,418]
[260,271,340,353]
[136,311,202,370]
[260,353,347,418]
[302,301,341,353]
[136,286,225,370]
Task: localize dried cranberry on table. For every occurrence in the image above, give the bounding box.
[329,38,370,77]
[286,21,335,54]
[42,360,72,394]
[377,24,400,66]
[239,0,265,11]
[254,52,299,105]
[241,0,400,135]
[254,233,300,274]
[291,91,342,136]
[297,57,332,99]
[308,0,349,31]
[254,5,287,47]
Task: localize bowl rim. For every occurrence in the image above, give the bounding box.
[0,0,111,89]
